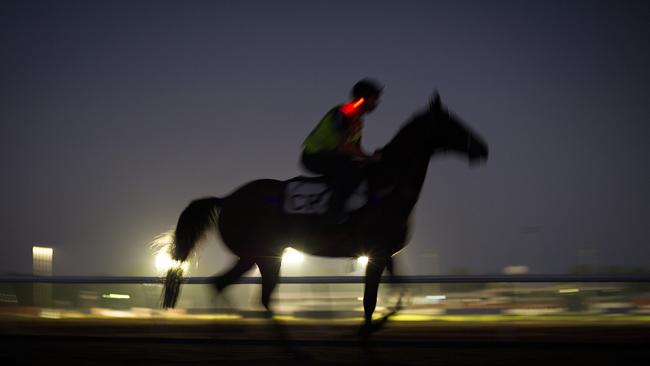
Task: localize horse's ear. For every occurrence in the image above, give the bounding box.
[429,90,442,112]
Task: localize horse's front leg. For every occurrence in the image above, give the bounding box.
[361,256,389,330]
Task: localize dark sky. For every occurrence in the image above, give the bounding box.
[1,1,649,276]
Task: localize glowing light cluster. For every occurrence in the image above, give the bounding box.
[356,256,369,266]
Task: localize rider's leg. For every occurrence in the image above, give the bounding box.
[301,151,365,222]
[300,151,331,175]
[327,156,365,221]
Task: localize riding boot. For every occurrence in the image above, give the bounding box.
[325,190,349,225]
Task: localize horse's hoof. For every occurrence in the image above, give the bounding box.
[291,349,312,361]
[358,322,381,338]
[358,324,370,338]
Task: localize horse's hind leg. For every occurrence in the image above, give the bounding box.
[256,258,281,311]
[257,257,307,359]
[212,257,255,292]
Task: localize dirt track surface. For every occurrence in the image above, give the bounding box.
[1,318,649,365]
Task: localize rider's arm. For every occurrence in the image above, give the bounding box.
[338,142,369,159]
[331,111,371,160]
[338,133,371,159]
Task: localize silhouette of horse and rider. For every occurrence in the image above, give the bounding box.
[162,79,488,334]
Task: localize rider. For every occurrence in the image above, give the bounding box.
[301,78,383,223]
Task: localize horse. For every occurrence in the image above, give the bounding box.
[162,92,488,332]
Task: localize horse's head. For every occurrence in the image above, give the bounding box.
[424,92,489,164]
[381,92,488,172]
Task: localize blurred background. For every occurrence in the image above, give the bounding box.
[1,0,649,279]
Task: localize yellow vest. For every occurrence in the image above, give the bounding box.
[303,107,362,154]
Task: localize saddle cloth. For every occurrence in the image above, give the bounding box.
[283,176,368,214]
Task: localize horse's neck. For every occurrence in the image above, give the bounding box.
[372,121,431,215]
[390,155,430,213]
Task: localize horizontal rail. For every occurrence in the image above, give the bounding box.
[1,274,649,284]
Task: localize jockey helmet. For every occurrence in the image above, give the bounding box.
[352,78,383,99]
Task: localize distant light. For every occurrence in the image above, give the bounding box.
[32,246,53,257]
[196,314,243,321]
[102,293,131,299]
[282,247,304,264]
[154,250,189,273]
[32,246,53,276]
[356,256,369,266]
[390,314,437,322]
[558,288,580,294]
[425,295,446,301]
[503,265,529,275]
[151,231,190,274]
[39,309,61,319]
[92,309,136,318]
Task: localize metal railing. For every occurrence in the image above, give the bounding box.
[2,274,649,318]
[2,274,650,284]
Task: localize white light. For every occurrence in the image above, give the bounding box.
[154,250,189,273]
[150,231,190,274]
[102,293,131,299]
[425,295,446,300]
[32,246,53,258]
[558,288,580,294]
[39,309,61,319]
[357,256,369,266]
[282,247,304,264]
[32,246,53,276]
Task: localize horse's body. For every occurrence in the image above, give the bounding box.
[163,93,488,330]
[218,177,407,258]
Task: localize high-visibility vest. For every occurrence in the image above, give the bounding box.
[303,107,341,154]
[303,103,363,154]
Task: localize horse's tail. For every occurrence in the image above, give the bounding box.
[162,196,223,309]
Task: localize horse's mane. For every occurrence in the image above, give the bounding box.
[382,109,431,159]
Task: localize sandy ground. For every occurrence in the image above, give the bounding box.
[1,316,649,365]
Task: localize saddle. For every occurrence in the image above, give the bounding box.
[282,176,369,215]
